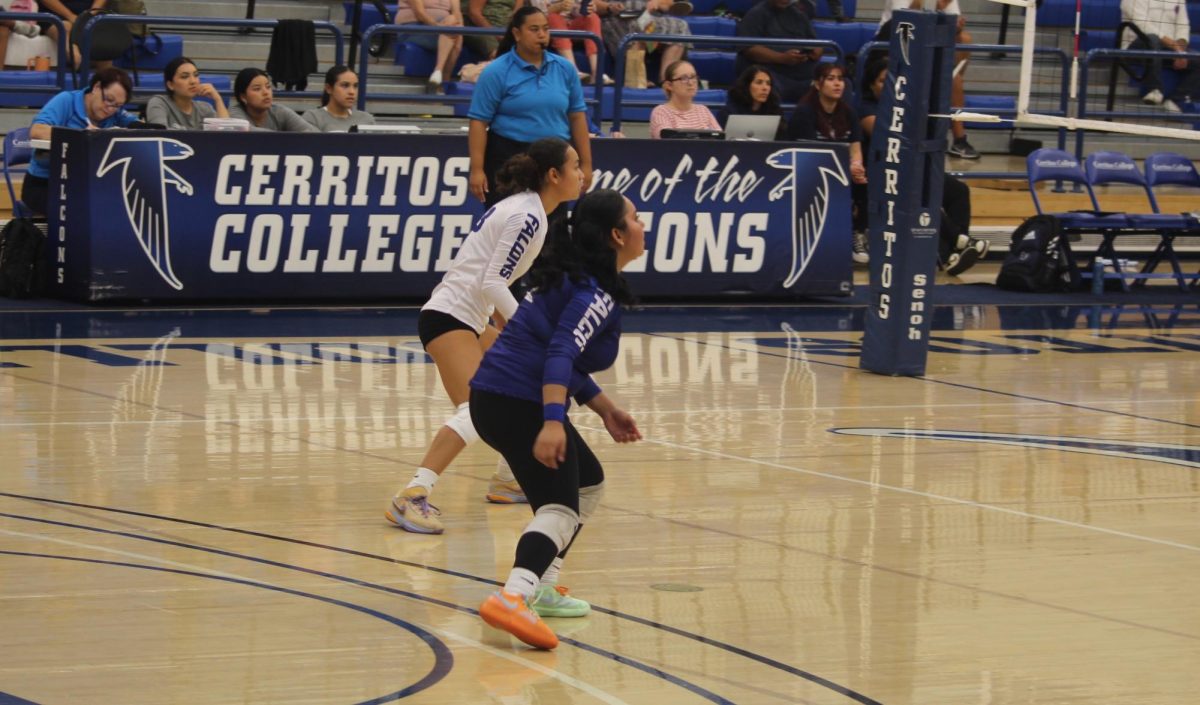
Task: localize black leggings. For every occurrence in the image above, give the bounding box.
[470,389,604,514]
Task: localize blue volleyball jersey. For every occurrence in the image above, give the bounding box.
[471,275,621,408]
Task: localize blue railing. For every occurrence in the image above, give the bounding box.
[856,41,1071,180]
[357,23,606,125]
[1077,47,1200,157]
[0,12,69,94]
[610,34,841,132]
[77,14,345,94]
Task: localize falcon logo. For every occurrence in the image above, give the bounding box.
[830,428,1200,470]
[896,21,916,66]
[766,148,849,288]
[96,138,195,290]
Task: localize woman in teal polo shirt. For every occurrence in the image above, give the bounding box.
[23,66,139,216]
[467,5,593,208]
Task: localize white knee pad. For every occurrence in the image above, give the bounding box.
[525,503,580,552]
[444,402,478,446]
[578,482,604,523]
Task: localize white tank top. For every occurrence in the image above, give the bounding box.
[422,190,549,333]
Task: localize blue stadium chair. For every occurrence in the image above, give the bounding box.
[1027,149,1125,226]
[1144,151,1200,284]
[4,127,33,219]
[960,94,1016,130]
[1085,150,1192,289]
[813,21,872,59]
[684,16,737,37]
[132,73,232,94]
[690,50,737,86]
[723,0,757,15]
[0,71,57,107]
[1039,0,1120,29]
[114,34,185,74]
[816,0,856,18]
[343,1,396,27]
[689,0,721,14]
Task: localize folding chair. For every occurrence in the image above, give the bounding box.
[1026,148,1129,287]
[1085,151,1191,290]
[3,127,34,219]
[1144,152,1200,287]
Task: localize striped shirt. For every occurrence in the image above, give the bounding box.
[649,103,721,139]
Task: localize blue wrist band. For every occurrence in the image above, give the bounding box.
[543,402,566,422]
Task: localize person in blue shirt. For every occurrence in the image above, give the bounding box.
[467,5,593,208]
[23,66,138,215]
[470,188,645,649]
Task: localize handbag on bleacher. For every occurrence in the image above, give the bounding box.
[109,0,149,37]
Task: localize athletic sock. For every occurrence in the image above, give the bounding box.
[406,467,439,495]
[502,568,539,600]
[495,458,516,483]
[540,557,564,587]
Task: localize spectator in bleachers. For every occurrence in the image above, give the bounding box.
[303,65,376,132]
[228,67,317,132]
[785,62,868,262]
[463,0,517,59]
[396,0,464,93]
[1121,0,1200,111]
[36,0,108,69]
[144,57,230,130]
[650,59,721,137]
[22,65,136,215]
[859,57,986,274]
[467,6,593,206]
[598,0,689,85]
[735,0,821,103]
[0,0,42,69]
[877,0,979,159]
[717,64,785,138]
[541,0,611,84]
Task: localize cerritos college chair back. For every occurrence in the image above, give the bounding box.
[3,127,34,219]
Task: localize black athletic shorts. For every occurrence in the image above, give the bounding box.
[417,309,476,349]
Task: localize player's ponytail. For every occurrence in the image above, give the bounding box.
[528,189,635,305]
[494,137,571,198]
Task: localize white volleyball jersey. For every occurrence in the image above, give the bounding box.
[422,190,549,333]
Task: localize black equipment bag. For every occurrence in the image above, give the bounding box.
[0,217,47,299]
[996,214,1075,292]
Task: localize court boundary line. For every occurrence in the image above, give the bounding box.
[0,549,453,704]
[0,512,768,705]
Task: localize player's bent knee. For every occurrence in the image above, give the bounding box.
[578,482,604,523]
[444,402,479,445]
[526,503,580,551]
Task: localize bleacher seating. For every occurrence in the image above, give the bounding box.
[0,71,59,108]
[1038,0,1121,29]
[342,1,395,28]
[114,34,185,73]
[444,80,725,121]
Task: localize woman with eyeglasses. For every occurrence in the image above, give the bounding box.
[228,67,317,132]
[145,56,230,131]
[649,60,720,139]
[302,65,376,132]
[23,66,138,216]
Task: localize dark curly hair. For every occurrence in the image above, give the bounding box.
[527,189,635,306]
[727,65,781,116]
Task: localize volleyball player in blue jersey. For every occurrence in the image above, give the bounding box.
[470,189,645,648]
[385,137,583,534]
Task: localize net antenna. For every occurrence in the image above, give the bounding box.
[977,0,1200,141]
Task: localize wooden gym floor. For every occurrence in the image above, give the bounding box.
[1,295,1198,704]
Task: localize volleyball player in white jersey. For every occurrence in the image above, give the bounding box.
[386,137,584,534]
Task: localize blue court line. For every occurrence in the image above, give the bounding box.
[0,512,753,705]
[651,332,1200,431]
[0,495,883,704]
[0,550,452,704]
